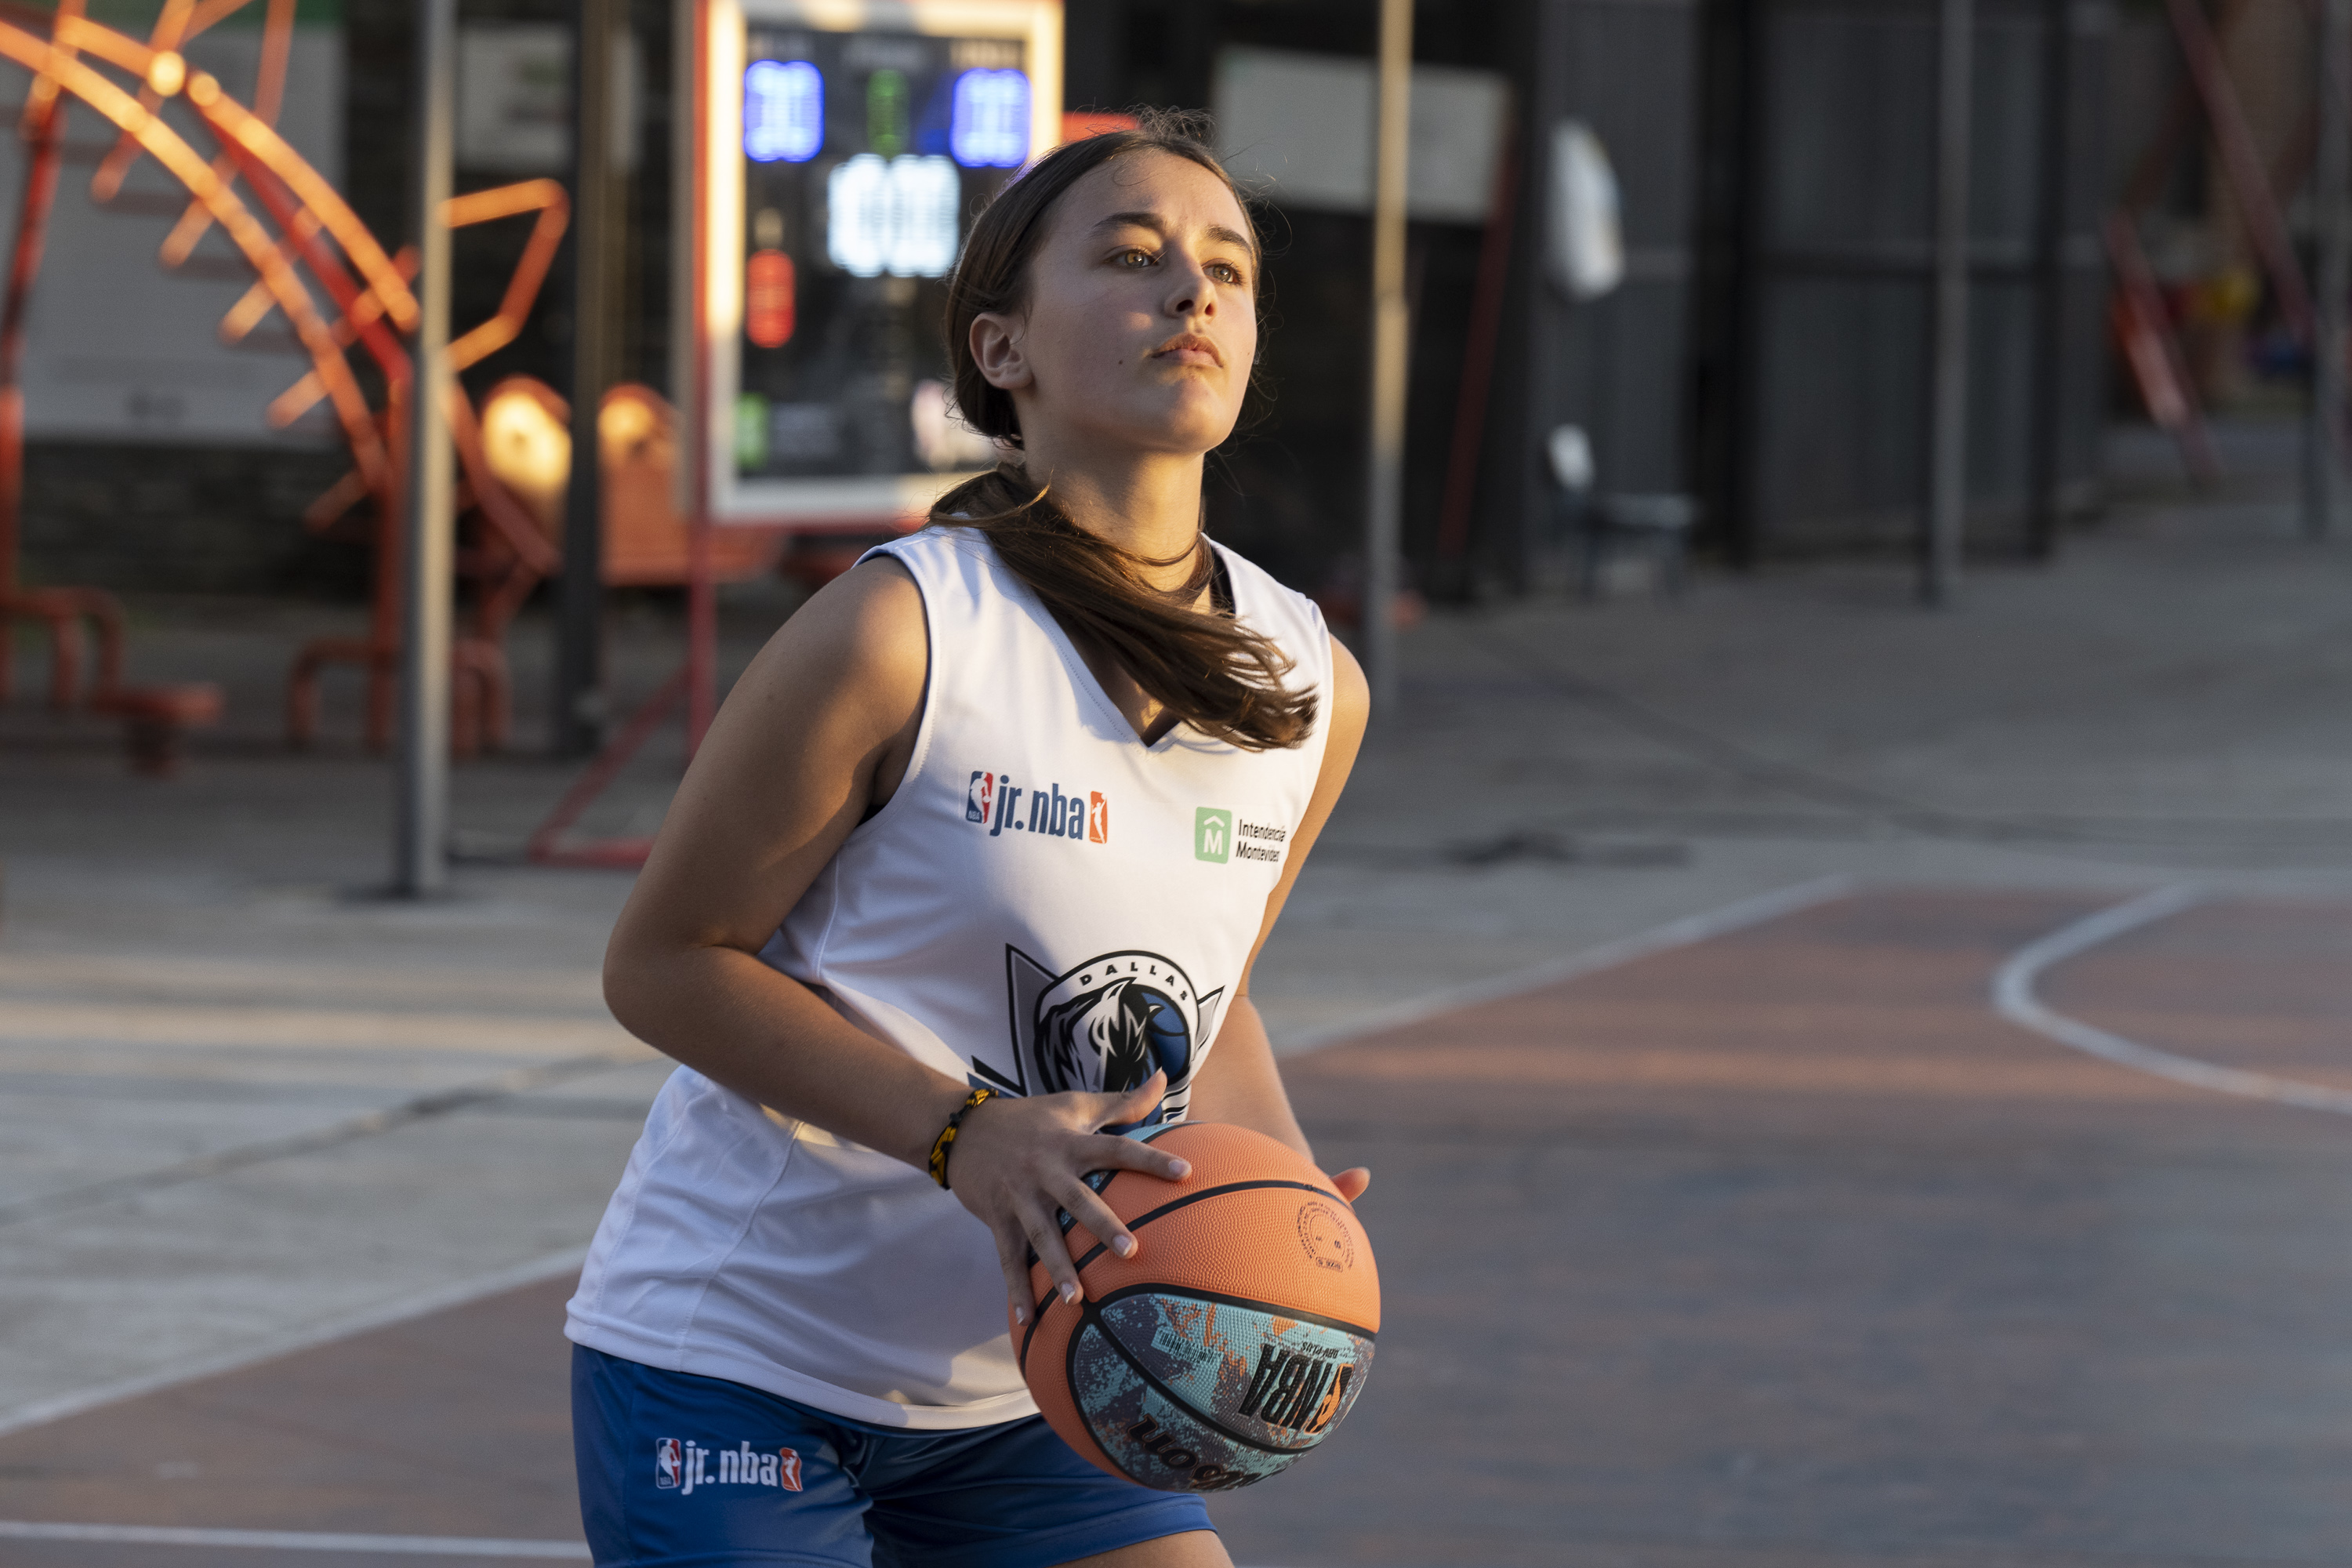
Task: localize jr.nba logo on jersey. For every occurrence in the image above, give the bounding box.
[975,947,1225,1123]
[655,1438,681,1490]
[965,768,1107,845]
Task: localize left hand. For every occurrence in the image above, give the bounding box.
[1329,1167,1370,1202]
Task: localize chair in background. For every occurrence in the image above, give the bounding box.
[1548,423,1696,601]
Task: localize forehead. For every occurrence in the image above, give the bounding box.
[1046,150,1257,256]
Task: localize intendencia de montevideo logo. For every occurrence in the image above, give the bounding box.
[968,769,1106,844]
[1194,808,1286,865]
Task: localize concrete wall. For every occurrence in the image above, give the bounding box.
[17,443,358,597]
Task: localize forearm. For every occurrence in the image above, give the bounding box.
[606,941,967,1171]
[1183,996,1313,1160]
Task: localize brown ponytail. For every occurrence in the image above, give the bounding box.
[931,111,1316,753]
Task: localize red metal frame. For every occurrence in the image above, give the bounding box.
[2162,0,2314,341]
[1435,119,1521,567]
[526,666,688,867]
[525,2,921,867]
[0,74,125,712]
[2105,212,2221,481]
[2109,0,2344,478]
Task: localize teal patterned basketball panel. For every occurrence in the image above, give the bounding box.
[1067,1289,1376,1493]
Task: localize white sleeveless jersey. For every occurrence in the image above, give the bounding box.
[565,527,1333,1429]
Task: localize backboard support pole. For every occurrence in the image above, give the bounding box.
[394,0,456,895]
[1923,0,1973,605]
[556,0,624,757]
[2307,0,2350,540]
[1363,0,1411,710]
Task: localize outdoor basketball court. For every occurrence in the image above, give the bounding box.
[4,882,2347,1567]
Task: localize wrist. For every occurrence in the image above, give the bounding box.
[926,1086,999,1189]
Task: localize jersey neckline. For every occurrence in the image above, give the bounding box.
[1011,536,1247,755]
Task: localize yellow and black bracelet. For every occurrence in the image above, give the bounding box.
[927,1087,997,1190]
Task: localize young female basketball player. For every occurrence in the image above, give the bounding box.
[566,113,1370,1568]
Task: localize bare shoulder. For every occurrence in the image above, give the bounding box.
[771,554,923,673]
[728,554,927,721]
[1324,634,1369,749]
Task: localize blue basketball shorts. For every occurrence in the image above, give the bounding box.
[571,1345,1215,1568]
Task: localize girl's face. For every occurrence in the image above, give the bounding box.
[971,151,1259,462]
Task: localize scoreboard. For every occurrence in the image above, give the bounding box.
[684,0,1062,525]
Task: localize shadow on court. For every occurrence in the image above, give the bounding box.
[5,888,2350,1566]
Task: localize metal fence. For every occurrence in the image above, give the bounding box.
[1699,0,2111,560]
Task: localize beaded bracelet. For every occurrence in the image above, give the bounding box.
[927,1087,997,1190]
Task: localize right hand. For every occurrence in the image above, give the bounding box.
[944,1072,1192,1325]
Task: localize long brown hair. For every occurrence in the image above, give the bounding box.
[931,111,1316,753]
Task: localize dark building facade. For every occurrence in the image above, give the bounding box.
[12,0,2108,602]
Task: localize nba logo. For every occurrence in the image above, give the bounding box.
[655,1438,681,1490]
[1087,792,1109,844]
[778,1447,804,1492]
[967,771,994,823]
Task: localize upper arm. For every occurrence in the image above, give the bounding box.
[1236,634,1369,996]
[604,557,929,985]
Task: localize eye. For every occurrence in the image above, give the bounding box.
[1208,260,1247,286]
[1115,248,1156,269]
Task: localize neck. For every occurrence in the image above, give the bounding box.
[1013,436,1203,590]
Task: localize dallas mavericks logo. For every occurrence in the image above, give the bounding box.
[992,946,1224,1123]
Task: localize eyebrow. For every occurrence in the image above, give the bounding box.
[1091,210,1259,262]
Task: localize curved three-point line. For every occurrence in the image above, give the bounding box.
[1992,885,2352,1117]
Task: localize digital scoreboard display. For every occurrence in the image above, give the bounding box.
[688,0,1062,524]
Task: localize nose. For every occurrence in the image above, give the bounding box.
[1163,252,1218,322]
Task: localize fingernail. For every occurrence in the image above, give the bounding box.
[1167,1160,1192,1178]
[1112,1235,1136,1258]
[1061,1281,1081,1305]
[1014,1304,1028,1324]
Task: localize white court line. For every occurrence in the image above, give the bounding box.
[0,1247,590,1442]
[0,1526,1294,1564]
[0,1521,1319,1563]
[0,1520,588,1557]
[1992,885,2352,1116]
[1278,875,1853,1054]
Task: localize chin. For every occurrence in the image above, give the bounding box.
[1142,390,1242,451]
[1068,394,1240,458]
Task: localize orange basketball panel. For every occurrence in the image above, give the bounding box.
[1013,1122,1381,1494]
[1025,1123,1379,1332]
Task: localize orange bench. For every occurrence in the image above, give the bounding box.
[478,378,782,591]
[90,681,224,776]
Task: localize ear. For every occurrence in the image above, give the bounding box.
[969,310,1033,394]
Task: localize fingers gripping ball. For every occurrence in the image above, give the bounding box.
[1012,1122,1379,1494]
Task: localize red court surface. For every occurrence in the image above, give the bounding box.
[5,888,2350,1567]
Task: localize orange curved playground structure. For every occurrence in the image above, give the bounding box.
[0,0,741,764]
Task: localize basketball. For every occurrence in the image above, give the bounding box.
[1012,1121,1380,1493]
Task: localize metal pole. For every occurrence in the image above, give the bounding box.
[2024,0,2071,559]
[0,92,65,700]
[395,0,456,895]
[1924,0,1973,604]
[1363,0,1412,711]
[2307,0,2350,540]
[1721,0,1770,572]
[557,0,621,756]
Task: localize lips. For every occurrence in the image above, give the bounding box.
[1151,332,1223,367]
